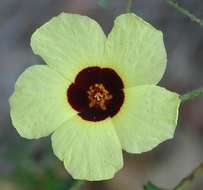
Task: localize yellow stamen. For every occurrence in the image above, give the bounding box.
[87,83,112,110]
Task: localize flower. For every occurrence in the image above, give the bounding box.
[10,13,180,181]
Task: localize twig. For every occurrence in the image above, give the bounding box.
[167,0,203,27]
[125,0,133,13]
[180,87,203,103]
[174,163,203,190]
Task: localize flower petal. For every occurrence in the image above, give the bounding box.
[31,13,106,81]
[51,116,123,181]
[112,85,180,153]
[104,13,167,87]
[10,65,76,139]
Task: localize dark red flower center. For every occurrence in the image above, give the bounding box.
[67,67,124,122]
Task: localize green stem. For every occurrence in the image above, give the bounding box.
[125,0,133,13]
[69,180,85,190]
[174,163,203,190]
[167,0,203,27]
[144,163,203,190]
[180,87,203,103]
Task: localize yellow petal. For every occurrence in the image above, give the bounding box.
[113,85,180,153]
[31,13,106,81]
[51,116,123,180]
[10,65,76,139]
[104,13,167,87]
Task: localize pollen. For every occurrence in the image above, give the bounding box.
[87,83,113,110]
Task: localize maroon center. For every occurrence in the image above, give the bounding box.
[67,67,124,122]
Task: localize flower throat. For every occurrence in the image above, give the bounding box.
[67,67,124,122]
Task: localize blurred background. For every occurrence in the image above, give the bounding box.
[0,0,203,189]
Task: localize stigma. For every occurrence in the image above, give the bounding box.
[87,83,113,110]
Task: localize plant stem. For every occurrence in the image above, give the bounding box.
[69,180,85,190]
[174,163,203,190]
[180,87,203,103]
[144,163,203,190]
[167,0,203,27]
[125,0,133,13]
